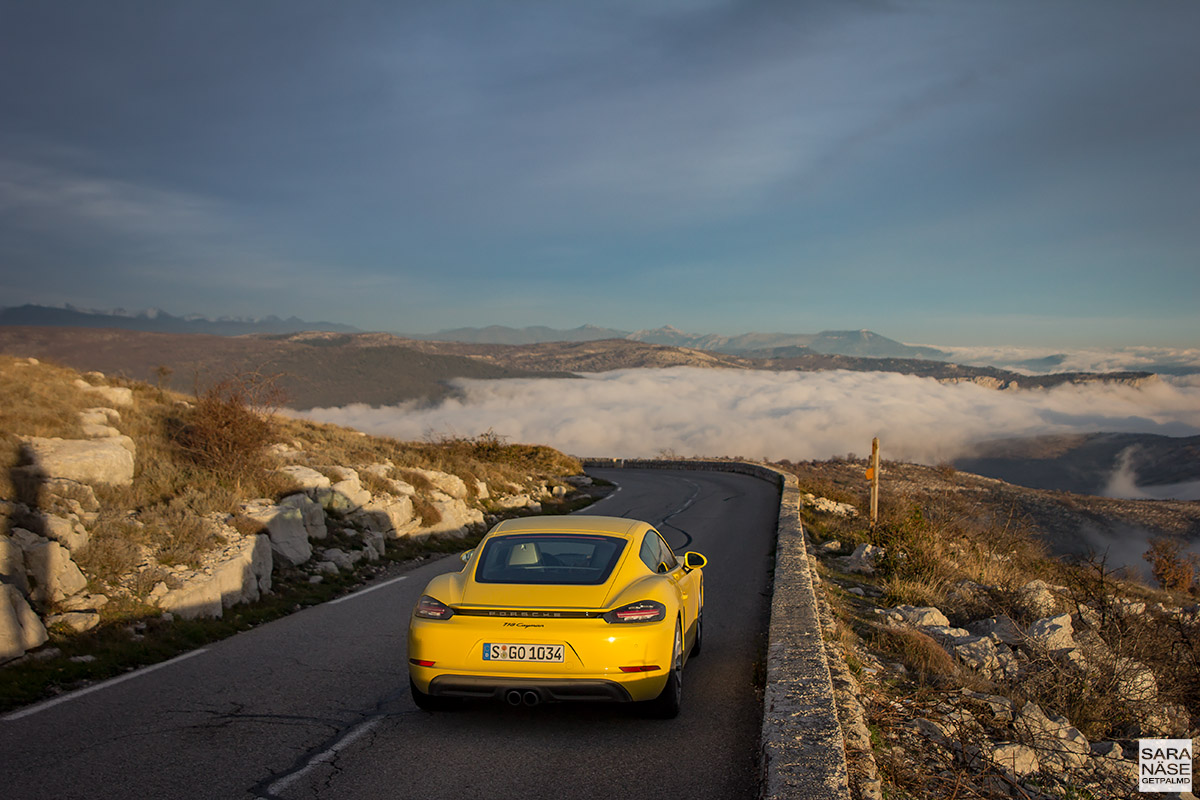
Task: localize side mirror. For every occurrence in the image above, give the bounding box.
[683,551,707,571]
[460,550,474,564]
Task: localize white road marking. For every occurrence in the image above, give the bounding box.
[3,648,210,721]
[266,715,384,795]
[326,574,408,605]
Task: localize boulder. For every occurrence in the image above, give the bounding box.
[46,611,101,633]
[424,494,485,538]
[407,468,468,500]
[474,480,490,500]
[967,614,1024,646]
[1014,702,1090,771]
[819,540,842,553]
[18,534,88,605]
[320,548,360,571]
[20,436,136,487]
[275,465,331,492]
[0,536,30,594]
[278,493,327,540]
[1115,658,1158,703]
[989,743,1039,778]
[0,584,48,663]
[242,502,312,565]
[38,513,90,552]
[894,605,950,628]
[1016,579,1060,618]
[158,534,272,618]
[350,495,417,538]
[842,543,884,575]
[1027,614,1077,652]
[492,493,537,511]
[802,493,859,516]
[73,380,133,407]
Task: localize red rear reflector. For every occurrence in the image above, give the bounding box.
[619,665,661,673]
[409,659,436,667]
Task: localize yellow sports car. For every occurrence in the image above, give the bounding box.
[408,515,707,718]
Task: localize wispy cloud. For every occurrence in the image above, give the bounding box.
[300,368,1200,465]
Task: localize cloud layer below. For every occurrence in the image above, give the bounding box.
[300,368,1200,467]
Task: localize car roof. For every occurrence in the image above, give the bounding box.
[489,515,649,540]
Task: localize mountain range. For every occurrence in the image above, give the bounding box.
[0,304,359,337]
[3,307,947,359]
[418,324,951,360]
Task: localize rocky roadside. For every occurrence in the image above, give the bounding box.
[799,492,1198,800]
[1,364,598,697]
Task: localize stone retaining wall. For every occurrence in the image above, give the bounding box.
[582,458,850,800]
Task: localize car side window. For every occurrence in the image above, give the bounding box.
[654,531,678,570]
[639,533,661,573]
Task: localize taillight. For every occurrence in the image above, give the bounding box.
[415,595,455,620]
[619,665,661,673]
[603,600,666,624]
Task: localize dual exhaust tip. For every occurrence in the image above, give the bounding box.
[505,689,542,707]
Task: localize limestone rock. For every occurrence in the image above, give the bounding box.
[1014,702,1090,771]
[18,534,88,606]
[38,513,90,553]
[74,380,134,407]
[841,543,884,575]
[279,493,327,540]
[1016,579,1060,618]
[989,743,1039,778]
[967,614,1023,646]
[492,493,537,511]
[350,495,416,538]
[158,533,271,618]
[0,584,48,662]
[894,605,950,628]
[242,502,312,565]
[1027,614,1077,652]
[802,493,859,516]
[276,465,331,492]
[20,436,136,487]
[1115,658,1158,703]
[46,611,101,633]
[407,468,468,500]
[0,535,30,594]
[424,494,485,538]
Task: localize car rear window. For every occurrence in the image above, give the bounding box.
[474,534,628,585]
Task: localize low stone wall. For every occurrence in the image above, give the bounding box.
[581,458,850,800]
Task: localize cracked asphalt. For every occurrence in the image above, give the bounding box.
[1,469,779,800]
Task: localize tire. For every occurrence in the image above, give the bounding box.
[646,620,683,719]
[690,610,703,657]
[410,677,457,712]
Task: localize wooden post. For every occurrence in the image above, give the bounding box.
[869,437,880,528]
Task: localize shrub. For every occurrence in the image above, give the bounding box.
[176,372,284,490]
[1143,536,1197,593]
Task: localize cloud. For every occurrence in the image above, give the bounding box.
[299,368,1200,464]
[931,344,1200,375]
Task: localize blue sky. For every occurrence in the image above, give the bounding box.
[1,1,1197,346]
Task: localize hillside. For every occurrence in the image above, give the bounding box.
[780,456,1200,799]
[0,355,595,705]
[0,327,1158,413]
[0,327,572,410]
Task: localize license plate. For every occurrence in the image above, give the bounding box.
[483,643,564,662]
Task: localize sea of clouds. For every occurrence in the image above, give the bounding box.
[301,367,1200,468]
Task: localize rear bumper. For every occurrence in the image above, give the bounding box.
[429,675,633,703]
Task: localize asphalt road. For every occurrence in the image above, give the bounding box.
[0,468,780,800]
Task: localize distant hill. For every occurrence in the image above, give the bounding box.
[0,327,570,409]
[0,304,360,337]
[422,324,950,360]
[953,432,1200,496]
[0,327,1156,410]
[418,324,629,345]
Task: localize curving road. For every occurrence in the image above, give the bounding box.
[0,469,780,799]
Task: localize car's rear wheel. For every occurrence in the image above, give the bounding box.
[646,620,683,719]
[410,677,458,712]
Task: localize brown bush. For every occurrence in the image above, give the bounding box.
[176,372,284,490]
[1144,536,1197,593]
